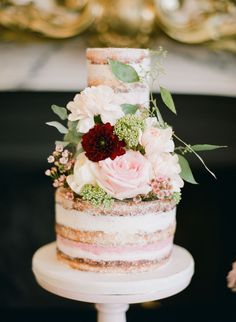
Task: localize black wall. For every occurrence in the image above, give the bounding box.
[0,92,236,321]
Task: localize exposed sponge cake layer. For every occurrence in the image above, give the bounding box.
[55,203,176,235]
[56,223,176,246]
[57,235,173,262]
[57,249,171,273]
[55,188,176,273]
[56,188,176,216]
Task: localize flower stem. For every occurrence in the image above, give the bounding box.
[173,133,217,179]
[150,92,164,125]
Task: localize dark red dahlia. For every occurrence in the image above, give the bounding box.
[81,123,126,162]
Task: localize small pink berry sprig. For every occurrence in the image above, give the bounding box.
[151,177,173,200]
[45,144,75,188]
[134,177,181,204]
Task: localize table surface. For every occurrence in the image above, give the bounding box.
[32,242,194,304]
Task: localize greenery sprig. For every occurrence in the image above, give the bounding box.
[80,184,114,209]
[108,50,227,185]
[174,133,227,183]
[46,104,83,150]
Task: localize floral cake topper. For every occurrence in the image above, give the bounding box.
[45,48,226,208]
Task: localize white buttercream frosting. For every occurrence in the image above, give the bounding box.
[56,203,176,234]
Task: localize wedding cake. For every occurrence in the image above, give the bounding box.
[45,47,220,273]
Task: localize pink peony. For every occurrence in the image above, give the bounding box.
[96,150,152,200]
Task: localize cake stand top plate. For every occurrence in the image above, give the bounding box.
[32,242,194,304]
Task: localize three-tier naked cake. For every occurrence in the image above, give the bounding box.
[46,47,184,273]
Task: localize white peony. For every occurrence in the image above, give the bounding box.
[66,85,124,133]
[150,153,184,192]
[141,125,174,156]
[66,152,97,194]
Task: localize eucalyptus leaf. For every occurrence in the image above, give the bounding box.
[177,154,198,184]
[64,131,82,145]
[51,105,68,120]
[108,59,140,83]
[160,87,176,114]
[191,144,227,152]
[46,121,68,134]
[64,122,83,144]
[121,104,138,114]
[68,120,78,130]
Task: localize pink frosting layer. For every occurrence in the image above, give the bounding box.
[57,235,173,255]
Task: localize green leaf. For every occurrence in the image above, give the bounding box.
[64,131,82,145]
[64,121,82,144]
[191,144,227,152]
[177,154,198,184]
[121,104,139,115]
[68,120,78,130]
[160,87,176,114]
[108,59,140,83]
[94,115,102,124]
[51,105,68,120]
[46,121,68,134]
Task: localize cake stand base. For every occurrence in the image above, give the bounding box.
[96,304,129,322]
[32,242,194,322]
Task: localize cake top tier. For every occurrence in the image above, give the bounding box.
[86,47,150,107]
[86,48,149,64]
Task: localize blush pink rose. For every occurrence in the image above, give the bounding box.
[96,150,152,200]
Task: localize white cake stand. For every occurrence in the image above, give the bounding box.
[32,242,194,322]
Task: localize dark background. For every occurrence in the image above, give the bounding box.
[0,92,236,321]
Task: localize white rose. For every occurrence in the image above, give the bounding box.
[66,85,124,133]
[150,153,184,192]
[141,125,174,156]
[66,152,97,194]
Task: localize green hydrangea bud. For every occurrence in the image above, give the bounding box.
[172,191,182,204]
[114,114,144,149]
[80,184,114,209]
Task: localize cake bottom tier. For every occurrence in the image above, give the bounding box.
[57,248,172,273]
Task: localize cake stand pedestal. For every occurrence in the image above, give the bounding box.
[32,242,194,322]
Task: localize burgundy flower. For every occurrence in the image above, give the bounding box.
[81,123,126,162]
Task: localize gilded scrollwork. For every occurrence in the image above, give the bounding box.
[0,0,235,50]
